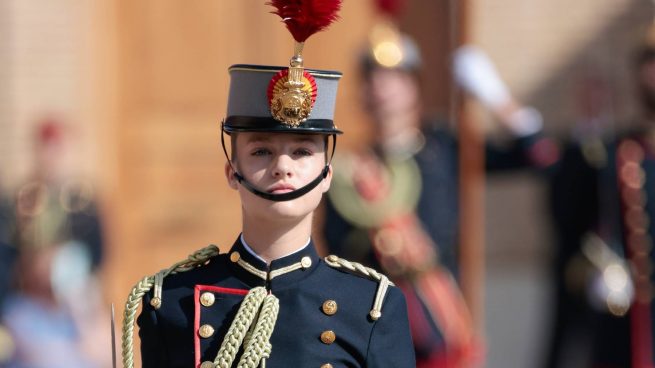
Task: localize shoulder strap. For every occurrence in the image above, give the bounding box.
[323,254,394,320]
[121,245,220,368]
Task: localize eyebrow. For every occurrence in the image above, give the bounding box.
[244,134,320,145]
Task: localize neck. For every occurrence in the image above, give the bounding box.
[241,213,313,264]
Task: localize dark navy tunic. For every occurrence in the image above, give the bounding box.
[547,128,655,367]
[137,237,415,368]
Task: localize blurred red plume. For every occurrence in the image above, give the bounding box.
[268,0,342,42]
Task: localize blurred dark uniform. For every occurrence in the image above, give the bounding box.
[546,36,655,368]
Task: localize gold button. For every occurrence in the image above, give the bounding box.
[320,330,336,344]
[198,324,215,338]
[322,300,338,316]
[200,362,214,368]
[320,364,333,368]
[301,256,312,268]
[200,292,215,307]
[230,251,240,263]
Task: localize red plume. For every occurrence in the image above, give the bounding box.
[268,0,342,43]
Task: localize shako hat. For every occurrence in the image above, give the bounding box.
[224,64,342,134]
[222,0,343,135]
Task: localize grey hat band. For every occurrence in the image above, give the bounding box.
[223,116,342,135]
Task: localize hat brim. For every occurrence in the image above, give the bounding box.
[223,116,342,135]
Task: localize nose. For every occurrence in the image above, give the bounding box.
[272,154,293,178]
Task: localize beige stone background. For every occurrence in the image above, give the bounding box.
[1,0,653,366]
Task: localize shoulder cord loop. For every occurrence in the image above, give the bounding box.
[324,255,394,320]
[121,245,221,368]
[212,287,280,368]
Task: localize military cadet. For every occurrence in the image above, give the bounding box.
[121,2,415,367]
[546,26,655,368]
[320,6,556,365]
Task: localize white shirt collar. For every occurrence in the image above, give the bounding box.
[239,233,311,264]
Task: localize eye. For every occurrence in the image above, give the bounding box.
[294,148,313,156]
[251,148,271,156]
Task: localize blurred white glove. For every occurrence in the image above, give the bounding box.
[453,45,511,110]
[453,45,543,136]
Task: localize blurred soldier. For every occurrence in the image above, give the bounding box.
[544,73,620,368]
[12,119,104,271]
[1,118,110,367]
[123,1,415,367]
[546,27,655,368]
[320,7,557,366]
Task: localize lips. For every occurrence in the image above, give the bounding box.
[267,183,296,194]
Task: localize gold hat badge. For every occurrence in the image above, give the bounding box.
[267,0,342,127]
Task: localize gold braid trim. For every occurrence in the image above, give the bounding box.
[324,255,394,320]
[213,287,280,368]
[121,245,220,368]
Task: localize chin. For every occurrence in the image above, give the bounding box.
[264,199,316,221]
[240,193,320,223]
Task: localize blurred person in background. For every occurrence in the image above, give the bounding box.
[546,26,655,368]
[0,117,110,367]
[11,118,104,270]
[319,3,558,366]
[544,73,618,368]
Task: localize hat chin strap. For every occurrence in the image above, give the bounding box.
[233,165,329,202]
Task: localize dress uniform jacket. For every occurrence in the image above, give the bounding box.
[137,236,416,368]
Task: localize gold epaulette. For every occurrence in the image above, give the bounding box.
[121,245,220,368]
[323,255,394,321]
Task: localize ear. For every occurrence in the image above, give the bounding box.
[224,161,239,190]
[319,164,333,193]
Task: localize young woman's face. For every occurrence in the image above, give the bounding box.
[226,132,332,222]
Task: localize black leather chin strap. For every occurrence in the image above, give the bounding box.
[233,165,330,202]
[220,122,337,202]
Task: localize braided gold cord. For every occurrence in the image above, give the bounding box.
[324,255,394,320]
[213,287,280,368]
[324,255,395,286]
[121,245,220,368]
[165,245,220,276]
[122,275,155,368]
[237,294,279,368]
[214,287,267,368]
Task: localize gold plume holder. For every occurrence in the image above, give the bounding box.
[270,42,313,127]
